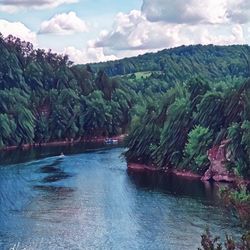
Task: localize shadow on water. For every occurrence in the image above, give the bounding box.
[32,185,76,203]
[127,170,221,204]
[39,158,74,185]
[38,158,64,173]
[33,185,75,194]
[41,173,73,183]
[33,157,73,184]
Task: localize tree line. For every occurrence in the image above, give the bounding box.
[87,44,249,83]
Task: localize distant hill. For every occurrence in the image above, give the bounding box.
[86,44,250,82]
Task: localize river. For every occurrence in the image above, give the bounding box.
[0,145,244,250]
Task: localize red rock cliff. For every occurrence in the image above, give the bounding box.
[201,140,235,182]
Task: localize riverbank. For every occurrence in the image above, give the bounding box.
[127,163,249,184]
[127,163,201,179]
[127,163,160,173]
[1,134,127,152]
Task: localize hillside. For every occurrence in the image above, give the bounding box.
[87,45,250,82]
[0,34,139,148]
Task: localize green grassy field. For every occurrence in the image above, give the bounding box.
[119,71,163,80]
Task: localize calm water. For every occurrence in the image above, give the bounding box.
[0,146,244,250]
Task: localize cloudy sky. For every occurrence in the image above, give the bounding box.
[0,0,249,64]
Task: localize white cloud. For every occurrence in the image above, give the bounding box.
[0,4,17,13]
[181,24,245,45]
[63,46,117,64]
[39,12,88,35]
[141,0,250,25]
[90,9,246,61]
[0,19,37,44]
[226,0,250,24]
[141,0,228,24]
[0,0,77,11]
[93,10,186,51]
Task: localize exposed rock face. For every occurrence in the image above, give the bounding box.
[201,140,235,182]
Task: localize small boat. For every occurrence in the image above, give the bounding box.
[104,138,119,144]
[59,152,65,158]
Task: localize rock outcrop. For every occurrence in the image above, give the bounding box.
[201,140,235,182]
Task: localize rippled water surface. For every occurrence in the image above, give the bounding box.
[0,146,244,250]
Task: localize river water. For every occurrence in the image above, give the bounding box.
[0,145,244,250]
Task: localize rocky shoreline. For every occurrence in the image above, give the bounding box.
[127,162,250,184]
[128,140,250,184]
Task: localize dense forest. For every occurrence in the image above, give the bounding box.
[0,32,250,182]
[125,75,250,178]
[88,42,250,179]
[0,34,142,148]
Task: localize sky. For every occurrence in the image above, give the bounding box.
[0,0,249,64]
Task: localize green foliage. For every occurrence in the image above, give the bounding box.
[227,123,250,177]
[194,92,224,132]
[230,187,250,204]
[125,103,161,164]
[88,44,250,83]
[125,76,250,177]
[183,126,213,173]
[241,121,250,158]
[220,186,250,228]
[153,96,192,167]
[0,34,139,147]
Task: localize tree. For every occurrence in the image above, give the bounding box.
[227,123,249,177]
[194,92,225,133]
[152,97,192,167]
[183,126,213,173]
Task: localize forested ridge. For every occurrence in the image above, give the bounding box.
[0,31,250,181]
[87,44,249,81]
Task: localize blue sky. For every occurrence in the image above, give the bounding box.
[0,0,142,30]
[0,0,249,63]
[0,0,141,48]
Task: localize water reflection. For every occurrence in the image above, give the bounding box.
[127,171,220,203]
[28,185,77,223]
